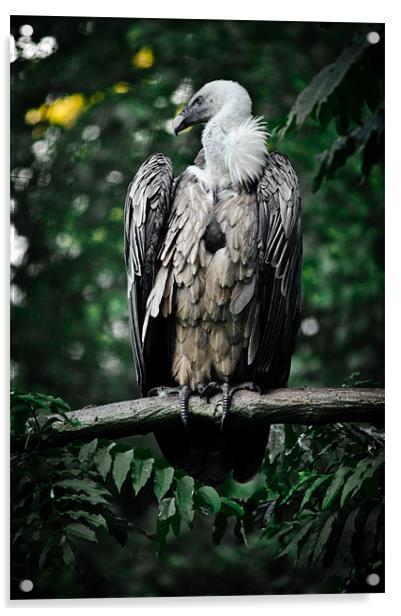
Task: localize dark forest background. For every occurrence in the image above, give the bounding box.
[10,17,384,599]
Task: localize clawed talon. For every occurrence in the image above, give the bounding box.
[221,381,261,430]
[149,381,260,432]
[195,381,231,428]
[196,381,220,403]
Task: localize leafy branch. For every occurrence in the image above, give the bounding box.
[277,28,384,191]
[11,390,384,592]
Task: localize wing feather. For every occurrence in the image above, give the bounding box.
[124,153,173,394]
[251,151,302,387]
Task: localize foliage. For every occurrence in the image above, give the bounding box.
[11,393,248,572]
[11,392,384,594]
[260,423,384,590]
[11,396,126,576]
[11,390,73,442]
[279,28,384,191]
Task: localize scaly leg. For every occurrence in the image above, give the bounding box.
[179,385,191,431]
[221,382,261,430]
[148,385,191,431]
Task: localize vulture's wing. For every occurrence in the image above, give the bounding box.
[124,153,174,394]
[251,151,302,387]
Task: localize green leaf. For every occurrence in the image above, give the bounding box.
[54,478,109,497]
[332,507,360,572]
[94,443,116,480]
[63,510,108,529]
[112,449,134,493]
[220,497,245,517]
[311,513,337,565]
[62,540,76,568]
[340,458,372,507]
[281,472,315,504]
[65,523,98,543]
[322,467,351,510]
[220,475,263,500]
[51,396,71,413]
[281,32,370,135]
[313,109,383,191]
[313,135,356,191]
[158,497,176,521]
[300,475,331,510]
[297,523,321,569]
[198,485,221,513]
[132,450,154,496]
[363,503,383,559]
[78,438,98,463]
[175,475,195,524]
[154,461,174,503]
[57,493,110,506]
[277,519,314,559]
[39,542,51,569]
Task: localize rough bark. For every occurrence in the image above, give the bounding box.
[17,388,384,450]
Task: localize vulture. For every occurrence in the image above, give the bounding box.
[124,80,302,485]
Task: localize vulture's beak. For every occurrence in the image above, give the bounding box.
[173,107,191,135]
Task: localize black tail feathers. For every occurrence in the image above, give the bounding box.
[155,419,270,486]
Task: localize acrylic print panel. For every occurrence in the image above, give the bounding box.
[10,15,384,599]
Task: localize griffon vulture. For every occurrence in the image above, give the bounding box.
[124,80,302,484]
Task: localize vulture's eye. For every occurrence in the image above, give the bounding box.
[192,96,204,106]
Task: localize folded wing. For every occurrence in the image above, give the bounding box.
[251,151,303,388]
[124,153,174,394]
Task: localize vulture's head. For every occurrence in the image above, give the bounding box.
[173,80,252,135]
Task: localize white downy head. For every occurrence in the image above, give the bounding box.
[174,80,268,190]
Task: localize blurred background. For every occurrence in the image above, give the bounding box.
[10,16,384,598]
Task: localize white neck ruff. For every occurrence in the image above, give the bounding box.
[188,107,268,192]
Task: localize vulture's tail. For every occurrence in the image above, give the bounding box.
[155,420,269,485]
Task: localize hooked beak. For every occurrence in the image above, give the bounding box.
[173,107,191,135]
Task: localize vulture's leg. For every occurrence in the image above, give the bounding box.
[179,385,191,431]
[148,385,191,431]
[221,382,261,429]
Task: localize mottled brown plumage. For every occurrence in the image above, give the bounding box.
[145,170,259,391]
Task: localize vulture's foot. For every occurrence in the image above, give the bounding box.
[148,385,192,431]
[196,381,221,403]
[220,381,261,430]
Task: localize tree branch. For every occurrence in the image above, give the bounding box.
[16,387,384,451]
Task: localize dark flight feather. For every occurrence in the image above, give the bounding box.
[124,153,174,394]
[251,151,302,387]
